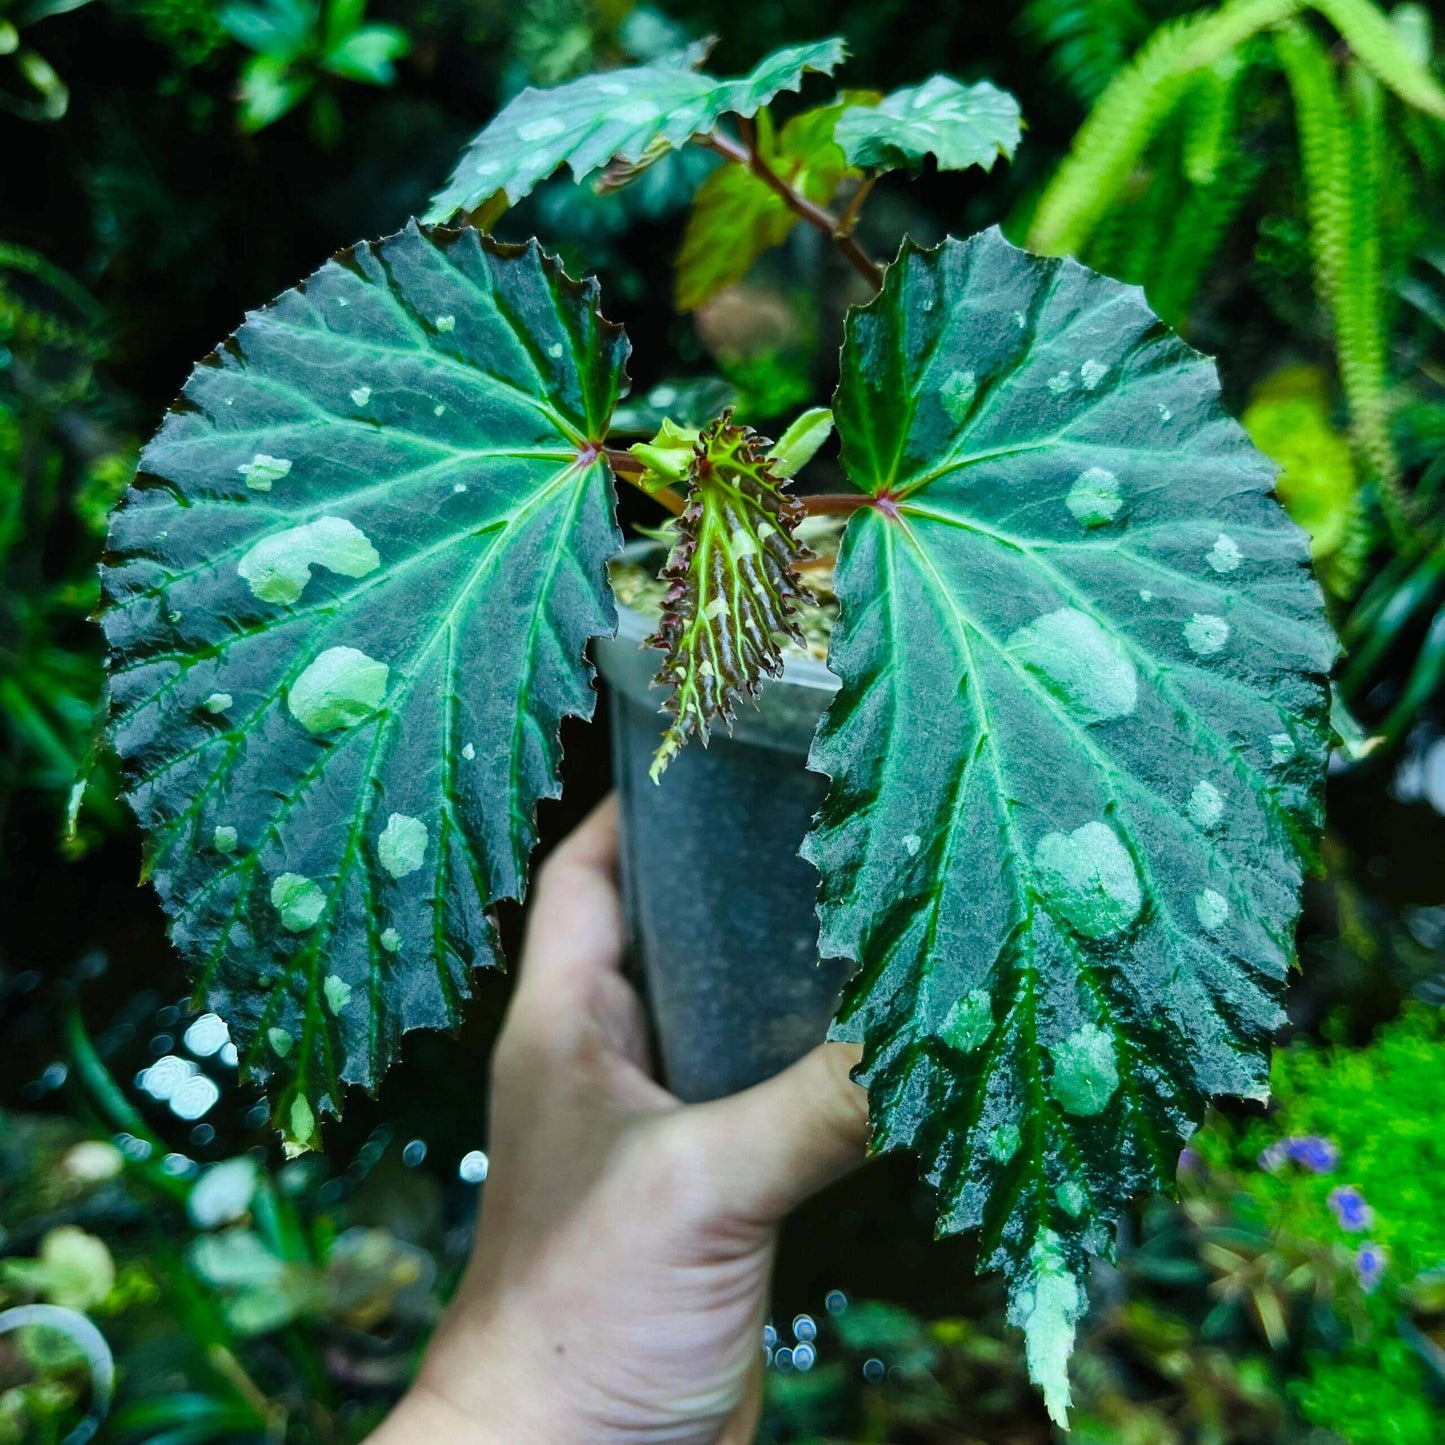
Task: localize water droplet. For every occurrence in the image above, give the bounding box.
[941,989,993,1053]
[773,1346,794,1371]
[162,1152,198,1178]
[1157,404,1172,422]
[825,1289,848,1315]
[987,1123,1021,1162]
[1065,467,1122,527]
[609,100,659,124]
[170,1073,220,1121]
[793,1313,817,1342]
[459,1149,490,1184]
[350,385,372,407]
[547,341,564,359]
[1187,779,1224,830]
[518,116,567,142]
[1048,1024,1119,1116]
[1079,359,1107,390]
[1032,821,1142,939]
[1207,533,1242,573]
[863,1357,886,1383]
[378,813,428,879]
[184,1013,230,1058]
[792,1342,816,1371]
[461,742,476,760]
[1184,613,1230,656]
[140,1054,196,1101]
[288,646,389,734]
[1195,888,1229,932]
[941,369,977,423]
[219,1042,239,1068]
[402,1138,427,1167]
[453,482,468,493]
[237,454,291,491]
[271,874,326,932]
[203,692,233,714]
[213,825,239,854]
[1009,608,1137,723]
[1056,1180,1087,1218]
[762,1323,779,1349]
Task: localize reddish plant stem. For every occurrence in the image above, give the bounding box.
[699,131,883,291]
[801,492,873,515]
[605,448,873,521]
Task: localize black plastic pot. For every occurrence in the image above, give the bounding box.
[594,546,852,1103]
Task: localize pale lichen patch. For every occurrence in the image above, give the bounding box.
[213,825,239,854]
[202,692,233,714]
[1184,613,1230,656]
[1047,1024,1119,1116]
[1064,467,1122,527]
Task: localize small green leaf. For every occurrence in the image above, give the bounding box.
[769,406,833,477]
[806,229,1334,1421]
[103,222,628,1133]
[628,418,700,489]
[835,75,1022,175]
[425,38,846,224]
[674,95,871,311]
[647,415,810,779]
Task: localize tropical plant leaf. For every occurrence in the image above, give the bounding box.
[648,414,810,779]
[102,223,627,1147]
[805,228,1334,1424]
[424,38,847,226]
[834,75,1022,176]
[674,94,874,311]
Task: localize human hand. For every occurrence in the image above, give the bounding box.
[368,795,869,1445]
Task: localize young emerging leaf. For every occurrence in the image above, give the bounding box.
[835,75,1022,176]
[674,95,875,311]
[425,38,847,226]
[648,415,810,779]
[102,223,627,1144]
[805,229,1334,1424]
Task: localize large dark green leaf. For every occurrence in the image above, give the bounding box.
[804,229,1333,1423]
[102,223,627,1147]
[424,38,846,225]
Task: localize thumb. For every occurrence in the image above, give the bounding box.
[678,1042,870,1226]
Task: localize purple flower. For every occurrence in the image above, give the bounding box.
[1356,1243,1386,1293]
[1178,1147,1201,1173]
[1284,1136,1340,1174]
[1328,1185,1373,1232]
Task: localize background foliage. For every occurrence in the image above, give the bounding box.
[2,0,1444,1440]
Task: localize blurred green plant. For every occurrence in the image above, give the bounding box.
[0,0,93,121]
[217,0,411,140]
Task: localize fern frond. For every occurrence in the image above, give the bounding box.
[1180,53,1248,184]
[1277,22,1406,539]
[1028,0,1303,255]
[1309,0,1445,118]
[1017,0,1157,106]
[1150,150,1263,323]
